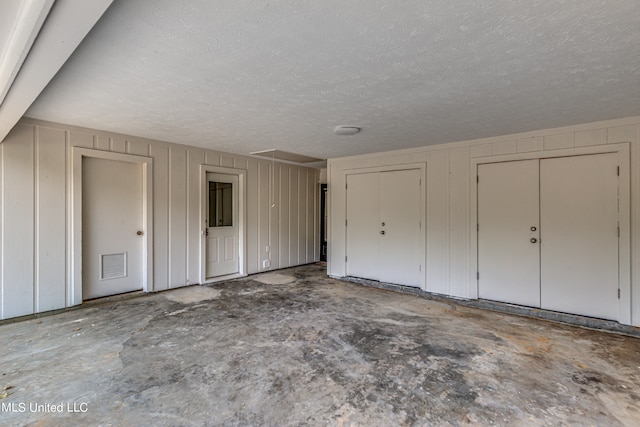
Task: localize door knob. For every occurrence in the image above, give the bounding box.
[137,230,144,236]
[530,226,537,232]
[530,237,537,243]
[380,230,385,235]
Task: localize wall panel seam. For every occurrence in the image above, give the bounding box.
[304,170,308,262]
[257,162,262,270]
[288,168,292,267]
[167,148,172,288]
[65,131,69,305]
[269,162,273,267]
[298,169,301,265]
[278,166,282,268]
[33,126,39,313]
[185,150,189,285]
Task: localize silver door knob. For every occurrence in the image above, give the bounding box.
[137,230,144,236]
[530,237,537,243]
[380,230,385,235]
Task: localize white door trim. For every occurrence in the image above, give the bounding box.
[470,142,631,324]
[70,148,153,307]
[343,162,427,290]
[199,165,247,284]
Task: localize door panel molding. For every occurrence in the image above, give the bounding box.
[470,143,630,324]
[71,148,153,306]
[199,165,247,284]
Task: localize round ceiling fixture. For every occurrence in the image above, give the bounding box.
[334,126,361,136]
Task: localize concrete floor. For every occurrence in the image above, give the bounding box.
[1,264,640,426]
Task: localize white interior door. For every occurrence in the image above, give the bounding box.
[478,160,541,307]
[540,154,619,320]
[346,172,380,281]
[379,169,422,286]
[346,169,422,287]
[206,173,239,278]
[82,157,144,299]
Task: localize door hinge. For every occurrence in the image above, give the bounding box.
[618,225,620,237]
[419,220,421,229]
[346,182,348,190]
[477,223,479,232]
[419,264,422,272]
[618,288,621,299]
[345,219,347,226]
[477,175,479,183]
[345,256,348,262]
[617,166,620,176]
[477,272,479,280]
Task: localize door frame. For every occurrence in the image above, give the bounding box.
[343,162,427,290]
[199,164,247,284]
[470,143,631,324]
[70,147,154,307]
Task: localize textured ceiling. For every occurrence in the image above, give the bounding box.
[26,0,640,161]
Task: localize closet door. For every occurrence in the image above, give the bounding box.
[346,172,380,281]
[478,160,541,307]
[379,169,422,287]
[346,169,423,287]
[540,154,619,320]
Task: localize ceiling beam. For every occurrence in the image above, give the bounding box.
[0,0,114,143]
[0,0,54,107]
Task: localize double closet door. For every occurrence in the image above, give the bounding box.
[346,169,422,287]
[478,153,619,320]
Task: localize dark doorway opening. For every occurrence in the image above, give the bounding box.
[320,183,327,262]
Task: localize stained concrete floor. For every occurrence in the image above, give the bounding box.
[1,264,640,426]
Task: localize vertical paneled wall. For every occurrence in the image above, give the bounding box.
[247,159,318,275]
[0,119,319,319]
[2,125,36,319]
[328,116,640,326]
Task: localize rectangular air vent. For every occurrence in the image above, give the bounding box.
[249,149,323,164]
[101,252,127,280]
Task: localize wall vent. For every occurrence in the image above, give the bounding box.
[249,149,323,164]
[101,253,127,280]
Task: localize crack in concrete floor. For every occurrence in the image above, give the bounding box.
[1,264,639,426]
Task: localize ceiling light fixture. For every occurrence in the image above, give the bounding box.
[334,126,361,136]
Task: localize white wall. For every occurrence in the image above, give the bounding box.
[0,119,320,320]
[328,116,640,326]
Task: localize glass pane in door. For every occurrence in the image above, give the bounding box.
[208,181,233,227]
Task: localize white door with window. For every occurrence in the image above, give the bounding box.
[478,153,620,320]
[206,173,239,278]
[346,169,422,287]
[82,157,144,299]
